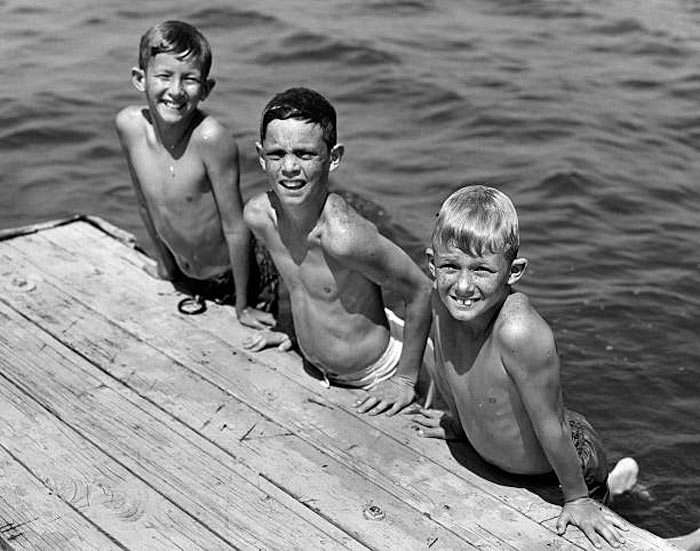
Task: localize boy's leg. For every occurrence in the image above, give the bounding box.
[607,456,639,496]
[250,236,279,316]
[565,409,612,504]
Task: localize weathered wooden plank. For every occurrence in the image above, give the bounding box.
[0,221,593,549]
[0,447,124,551]
[3,219,678,550]
[0,366,249,550]
[0,303,362,551]
[1,232,487,548]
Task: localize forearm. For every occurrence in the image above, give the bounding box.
[395,284,432,382]
[225,226,252,312]
[540,423,589,502]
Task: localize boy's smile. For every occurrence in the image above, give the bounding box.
[257,119,342,207]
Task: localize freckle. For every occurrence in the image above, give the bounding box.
[186,196,193,202]
[488,397,496,404]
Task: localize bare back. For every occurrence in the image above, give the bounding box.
[432,291,559,474]
[245,191,391,374]
[115,105,232,279]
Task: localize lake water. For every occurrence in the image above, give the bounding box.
[1,0,699,538]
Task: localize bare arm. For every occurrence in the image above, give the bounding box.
[331,202,432,414]
[203,122,274,329]
[501,316,625,548]
[115,108,179,279]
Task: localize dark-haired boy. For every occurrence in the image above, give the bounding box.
[243,87,432,416]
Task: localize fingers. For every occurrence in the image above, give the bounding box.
[242,336,265,352]
[556,511,570,536]
[415,425,447,439]
[277,337,292,351]
[385,397,412,417]
[581,525,604,549]
[596,516,626,548]
[257,312,276,327]
[557,506,626,549]
[242,318,270,330]
[354,395,391,416]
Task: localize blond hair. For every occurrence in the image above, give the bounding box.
[432,185,520,261]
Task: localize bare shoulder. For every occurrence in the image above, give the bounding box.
[495,292,555,355]
[243,192,273,231]
[115,105,146,136]
[193,114,238,155]
[320,193,381,255]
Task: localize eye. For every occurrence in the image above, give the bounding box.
[295,150,316,160]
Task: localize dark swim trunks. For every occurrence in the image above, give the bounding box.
[173,237,279,315]
[566,409,611,504]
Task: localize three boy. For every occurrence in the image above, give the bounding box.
[118,21,694,549]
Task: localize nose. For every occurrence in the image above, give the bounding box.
[281,154,300,174]
[168,78,185,98]
[455,270,474,294]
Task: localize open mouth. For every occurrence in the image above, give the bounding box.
[161,99,186,111]
[451,296,477,308]
[279,180,305,191]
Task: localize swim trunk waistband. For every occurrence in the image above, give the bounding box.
[318,334,401,390]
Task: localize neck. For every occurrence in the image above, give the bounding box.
[151,112,200,155]
[457,290,510,340]
[273,188,329,236]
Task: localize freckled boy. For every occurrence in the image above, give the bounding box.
[412,185,639,549]
[115,20,276,328]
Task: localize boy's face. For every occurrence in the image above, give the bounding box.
[428,243,526,323]
[257,118,343,208]
[132,53,213,125]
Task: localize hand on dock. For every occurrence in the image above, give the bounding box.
[354,375,415,416]
[237,306,276,330]
[242,330,293,352]
[407,406,464,440]
[557,497,628,549]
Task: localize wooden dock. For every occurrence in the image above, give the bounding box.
[0,217,678,550]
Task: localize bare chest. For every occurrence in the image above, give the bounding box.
[131,146,210,208]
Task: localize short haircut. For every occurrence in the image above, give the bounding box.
[139,20,212,79]
[432,185,520,261]
[260,87,337,150]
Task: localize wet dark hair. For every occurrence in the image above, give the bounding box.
[260,87,337,150]
[139,20,212,79]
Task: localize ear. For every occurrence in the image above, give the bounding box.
[329,144,344,172]
[255,141,266,171]
[201,78,216,101]
[507,257,528,285]
[426,247,436,279]
[131,67,146,92]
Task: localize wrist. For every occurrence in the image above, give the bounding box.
[564,495,593,505]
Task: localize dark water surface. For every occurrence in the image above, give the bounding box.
[2,0,699,537]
